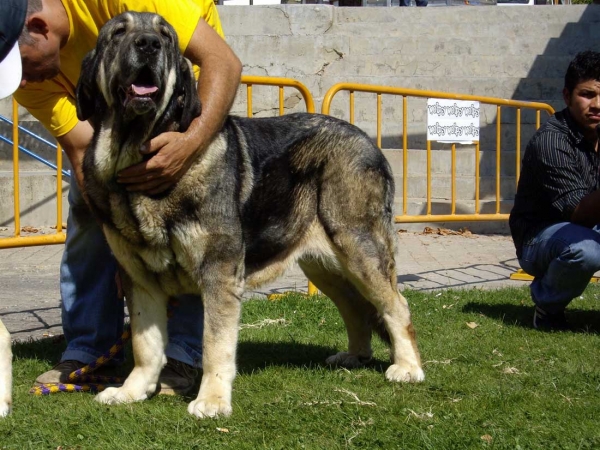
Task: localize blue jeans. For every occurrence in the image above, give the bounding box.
[60,182,204,368]
[519,222,600,314]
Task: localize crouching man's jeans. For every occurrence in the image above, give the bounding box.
[518,222,600,314]
[60,182,204,368]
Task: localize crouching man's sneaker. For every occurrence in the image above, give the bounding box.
[533,306,571,331]
[158,357,199,396]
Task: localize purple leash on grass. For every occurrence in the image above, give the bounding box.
[29,324,131,396]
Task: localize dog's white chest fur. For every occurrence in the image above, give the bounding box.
[104,181,217,297]
[94,123,147,184]
[108,193,171,264]
[103,202,200,296]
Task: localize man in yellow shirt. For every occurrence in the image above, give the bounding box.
[0,0,241,393]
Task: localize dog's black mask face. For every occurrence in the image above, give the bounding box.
[76,12,200,131]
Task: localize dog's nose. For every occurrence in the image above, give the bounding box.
[134,33,161,55]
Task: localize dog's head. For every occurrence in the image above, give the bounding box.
[76,12,200,133]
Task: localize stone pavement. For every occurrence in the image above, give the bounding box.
[0,231,524,342]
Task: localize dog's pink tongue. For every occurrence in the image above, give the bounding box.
[131,84,158,95]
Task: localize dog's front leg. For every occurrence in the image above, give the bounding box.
[96,281,168,404]
[0,320,12,417]
[188,275,242,418]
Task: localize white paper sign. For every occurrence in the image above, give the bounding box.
[426,99,480,144]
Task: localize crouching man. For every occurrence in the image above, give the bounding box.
[510,51,600,330]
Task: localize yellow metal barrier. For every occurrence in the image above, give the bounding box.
[241,75,315,114]
[1,76,318,294]
[510,269,599,283]
[322,83,555,225]
[0,99,66,249]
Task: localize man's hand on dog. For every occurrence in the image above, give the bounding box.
[117,131,200,195]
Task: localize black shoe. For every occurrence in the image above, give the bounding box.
[157,358,199,396]
[533,306,571,331]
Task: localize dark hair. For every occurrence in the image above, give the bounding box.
[17,0,43,47]
[564,51,600,93]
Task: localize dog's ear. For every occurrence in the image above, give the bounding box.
[177,56,202,131]
[75,49,100,122]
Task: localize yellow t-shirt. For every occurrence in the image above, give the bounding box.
[14,0,223,137]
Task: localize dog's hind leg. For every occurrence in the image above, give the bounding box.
[96,274,168,404]
[298,259,375,368]
[333,233,424,383]
[0,320,12,417]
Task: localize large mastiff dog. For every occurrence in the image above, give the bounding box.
[75,11,424,418]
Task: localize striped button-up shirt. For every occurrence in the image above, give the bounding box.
[509,108,600,258]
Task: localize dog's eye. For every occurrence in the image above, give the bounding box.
[112,25,126,38]
[160,27,171,40]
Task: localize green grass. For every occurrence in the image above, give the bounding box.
[2,285,600,449]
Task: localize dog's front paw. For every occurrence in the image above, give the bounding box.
[0,400,11,417]
[187,396,233,419]
[326,351,372,368]
[95,387,149,405]
[385,363,425,383]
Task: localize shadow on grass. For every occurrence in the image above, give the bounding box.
[11,337,390,378]
[12,334,66,363]
[236,341,389,375]
[462,302,600,334]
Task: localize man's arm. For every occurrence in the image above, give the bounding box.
[570,190,600,227]
[526,129,600,229]
[116,18,242,195]
[55,120,94,191]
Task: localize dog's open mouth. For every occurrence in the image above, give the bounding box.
[130,84,158,98]
[125,84,158,103]
[119,68,161,115]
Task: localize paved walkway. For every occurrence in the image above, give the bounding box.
[0,230,524,342]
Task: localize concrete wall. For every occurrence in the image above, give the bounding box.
[2,4,600,231]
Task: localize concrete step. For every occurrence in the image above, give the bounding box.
[350,36,600,58]
[382,149,520,177]
[0,120,66,172]
[396,198,514,215]
[324,53,572,79]
[222,6,600,37]
[393,199,513,233]
[236,34,574,79]
[0,146,522,227]
[392,175,517,201]
[0,171,516,229]
[0,173,69,228]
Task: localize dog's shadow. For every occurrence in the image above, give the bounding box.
[462,302,600,334]
[236,341,389,375]
[12,335,66,364]
[10,337,390,395]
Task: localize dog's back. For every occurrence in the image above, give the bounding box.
[224,113,396,288]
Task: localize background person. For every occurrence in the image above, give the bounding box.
[400,0,428,6]
[0,0,241,393]
[510,51,600,331]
